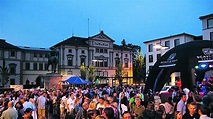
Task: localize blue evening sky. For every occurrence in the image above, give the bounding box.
[0,0,213,53]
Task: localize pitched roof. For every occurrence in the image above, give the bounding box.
[52,36,89,48]
[143,33,197,43]
[199,13,213,19]
[0,39,20,49]
[89,30,115,42]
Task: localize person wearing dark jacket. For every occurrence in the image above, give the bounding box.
[142,101,155,119]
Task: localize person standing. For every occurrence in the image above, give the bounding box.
[131,98,145,119]
[37,92,46,119]
[183,102,199,119]
[177,93,187,115]
[0,101,18,119]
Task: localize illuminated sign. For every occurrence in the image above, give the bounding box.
[197,48,213,62]
[159,53,178,67]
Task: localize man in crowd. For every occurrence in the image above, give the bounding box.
[131,98,145,119]
[177,93,187,115]
[0,101,18,119]
[37,92,46,119]
[122,111,132,119]
[183,102,199,119]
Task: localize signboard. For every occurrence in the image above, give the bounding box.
[159,53,178,67]
[197,48,213,62]
[10,85,23,91]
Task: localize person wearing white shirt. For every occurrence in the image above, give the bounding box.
[176,93,187,115]
[37,92,46,119]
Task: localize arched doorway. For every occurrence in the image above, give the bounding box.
[144,40,213,93]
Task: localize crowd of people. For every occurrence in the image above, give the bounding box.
[0,83,212,119]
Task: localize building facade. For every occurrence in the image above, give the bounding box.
[199,13,213,41]
[0,31,133,87]
[144,13,213,85]
[143,33,198,85]
[52,31,133,86]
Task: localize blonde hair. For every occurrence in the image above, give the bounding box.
[88,101,97,110]
[95,115,105,119]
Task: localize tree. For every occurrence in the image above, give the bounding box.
[80,62,86,80]
[121,39,127,47]
[88,64,96,83]
[0,58,10,87]
[115,62,123,88]
[133,51,146,84]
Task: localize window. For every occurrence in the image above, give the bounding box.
[100,49,103,53]
[104,60,108,67]
[165,41,170,49]
[115,58,120,66]
[45,63,48,70]
[148,44,153,52]
[34,53,37,57]
[25,63,30,70]
[45,54,49,58]
[207,18,213,28]
[96,48,99,53]
[104,49,107,53]
[116,53,119,57]
[174,39,180,47]
[10,51,15,57]
[210,32,213,41]
[124,59,129,68]
[39,54,43,58]
[149,55,153,63]
[9,63,16,75]
[68,49,72,53]
[80,58,85,65]
[157,54,161,60]
[67,57,73,66]
[10,66,16,75]
[125,54,128,57]
[39,63,43,70]
[10,79,15,85]
[81,50,85,54]
[33,63,37,70]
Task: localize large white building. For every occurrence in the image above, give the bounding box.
[144,13,213,85]
[0,31,133,87]
[52,31,133,86]
[199,13,213,41]
[0,39,50,87]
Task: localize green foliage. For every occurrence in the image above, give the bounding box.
[133,51,146,84]
[88,64,96,83]
[0,58,10,87]
[121,39,141,63]
[80,62,86,79]
[115,63,123,87]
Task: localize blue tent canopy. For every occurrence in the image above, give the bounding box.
[65,76,91,85]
